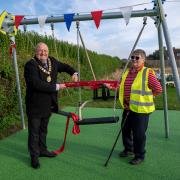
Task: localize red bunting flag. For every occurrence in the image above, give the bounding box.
[91,10,103,29]
[15,16,24,29]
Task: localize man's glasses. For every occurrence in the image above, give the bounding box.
[131,56,140,61]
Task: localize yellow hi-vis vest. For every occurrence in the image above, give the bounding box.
[119,67,155,113]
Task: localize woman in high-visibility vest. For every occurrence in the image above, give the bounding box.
[118,49,162,165]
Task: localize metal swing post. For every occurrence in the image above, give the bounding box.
[155,16,169,138]
[157,0,180,103]
[10,36,25,129]
[76,20,83,119]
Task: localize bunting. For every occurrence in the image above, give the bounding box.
[120,6,133,25]
[38,15,48,30]
[0,11,17,36]
[0,4,135,36]
[64,13,75,31]
[91,10,103,29]
[15,16,24,29]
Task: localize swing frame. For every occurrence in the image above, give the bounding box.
[4,0,180,137]
[72,16,147,125]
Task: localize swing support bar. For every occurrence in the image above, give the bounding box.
[7,9,157,26]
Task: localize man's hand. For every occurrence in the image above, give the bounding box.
[72,73,78,82]
[59,83,66,89]
[56,83,66,90]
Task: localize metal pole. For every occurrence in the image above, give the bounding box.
[78,30,97,81]
[8,9,157,26]
[10,36,25,129]
[157,0,180,103]
[157,23,169,138]
[76,21,82,117]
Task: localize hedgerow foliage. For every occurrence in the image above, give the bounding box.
[0,31,121,133]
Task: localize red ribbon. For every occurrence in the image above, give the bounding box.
[9,44,16,56]
[53,112,80,155]
[63,80,119,89]
[70,112,80,134]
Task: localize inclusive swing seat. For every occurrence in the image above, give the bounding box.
[57,110,119,125]
[76,116,119,125]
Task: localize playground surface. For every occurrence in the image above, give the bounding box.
[0,107,180,180]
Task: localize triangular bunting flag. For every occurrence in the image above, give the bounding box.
[38,15,48,30]
[0,11,17,36]
[91,10,103,29]
[15,16,24,29]
[120,6,133,25]
[64,13,75,31]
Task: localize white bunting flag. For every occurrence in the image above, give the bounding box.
[120,6,133,25]
[38,15,48,31]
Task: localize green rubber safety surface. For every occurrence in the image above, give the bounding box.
[0,107,180,180]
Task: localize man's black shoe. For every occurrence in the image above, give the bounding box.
[119,150,134,157]
[129,157,144,165]
[31,157,40,169]
[39,151,57,158]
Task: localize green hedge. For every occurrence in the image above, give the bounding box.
[0,30,122,133]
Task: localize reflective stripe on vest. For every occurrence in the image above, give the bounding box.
[131,90,152,95]
[130,100,154,106]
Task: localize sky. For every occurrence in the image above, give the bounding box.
[0,0,180,59]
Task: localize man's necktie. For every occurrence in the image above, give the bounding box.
[42,63,48,70]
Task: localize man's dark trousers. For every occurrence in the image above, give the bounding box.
[28,116,50,158]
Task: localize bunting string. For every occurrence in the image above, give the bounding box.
[15,1,153,17]
[2,0,175,33]
[13,1,150,31]
[165,0,180,2]
[15,0,178,18]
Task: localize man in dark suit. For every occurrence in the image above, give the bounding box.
[24,42,78,169]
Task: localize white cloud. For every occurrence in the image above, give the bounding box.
[13,0,37,15]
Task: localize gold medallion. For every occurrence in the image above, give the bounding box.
[36,58,52,82]
[47,75,51,82]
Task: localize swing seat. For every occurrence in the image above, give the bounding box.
[57,110,119,125]
[76,116,119,125]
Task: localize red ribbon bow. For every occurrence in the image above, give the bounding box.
[53,112,80,155]
[70,112,80,135]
